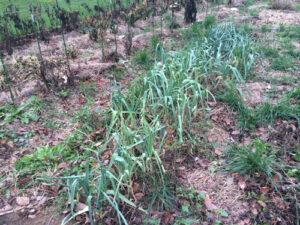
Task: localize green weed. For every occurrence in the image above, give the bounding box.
[248,8,258,17]
[278,23,285,32]
[279,25,300,39]
[263,46,279,58]
[261,24,271,33]
[203,14,216,29]
[0,96,44,125]
[271,56,294,70]
[79,81,97,99]
[216,84,258,130]
[133,49,152,69]
[256,101,300,125]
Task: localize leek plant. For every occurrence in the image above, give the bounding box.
[29,6,49,89]
[0,53,14,103]
[38,22,262,224]
[55,0,73,86]
[120,0,136,55]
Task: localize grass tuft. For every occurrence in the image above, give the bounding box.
[222,139,281,181]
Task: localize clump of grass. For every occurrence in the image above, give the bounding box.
[248,8,258,17]
[243,0,255,7]
[222,139,280,181]
[261,24,271,33]
[282,43,300,59]
[216,84,258,130]
[279,25,300,39]
[288,87,300,101]
[151,35,162,52]
[263,46,279,58]
[134,49,152,69]
[181,21,205,40]
[270,56,294,70]
[203,14,216,29]
[14,130,88,177]
[240,22,254,34]
[256,100,300,125]
[278,23,285,32]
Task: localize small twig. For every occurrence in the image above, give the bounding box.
[46,214,55,225]
[0,206,26,216]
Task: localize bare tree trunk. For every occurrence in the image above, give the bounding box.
[184,0,197,24]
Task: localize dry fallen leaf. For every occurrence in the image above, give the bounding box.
[232,130,240,135]
[28,214,36,219]
[135,193,144,200]
[238,179,246,190]
[215,149,222,156]
[57,162,69,170]
[257,200,266,208]
[259,186,269,194]
[16,197,30,206]
[77,202,88,211]
[175,158,186,163]
[207,101,217,106]
[204,195,217,211]
[223,117,232,125]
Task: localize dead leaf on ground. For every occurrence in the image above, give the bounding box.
[16,196,30,206]
[135,193,144,200]
[77,202,88,211]
[207,101,217,106]
[175,158,186,163]
[204,195,217,211]
[57,162,70,170]
[257,200,266,208]
[238,179,246,190]
[215,149,222,155]
[259,186,269,194]
[232,130,240,135]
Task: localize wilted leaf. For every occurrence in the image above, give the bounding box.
[7,141,14,149]
[211,115,218,121]
[204,195,217,211]
[232,130,240,135]
[57,162,69,170]
[90,160,99,166]
[135,193,144,200]
[223,117,232,125]
[257,200,266,208]
[175,158,186,163]
[259,186,269,194]
[238,179,246,190]
[77,202,88,211]
[215,149,222,156]
[207,101,217,106]
[16,197,30,206]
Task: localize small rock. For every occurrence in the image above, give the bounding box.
[29,208,36,214]
[28,214,36,219]
[16,197,30,206]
